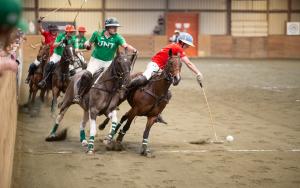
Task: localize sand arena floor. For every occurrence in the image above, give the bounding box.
[13,58,300,188]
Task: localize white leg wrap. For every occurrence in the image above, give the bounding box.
[33,59,41,66]
[89,119,97,137]
[108,110,118,123]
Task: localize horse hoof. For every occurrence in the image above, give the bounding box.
[87,149,95,155]
[81,140,88,147]
[114,142,124,151]
[45,134,57,142]
[141,149,155,158]
[105,142,114,151]
[45,129,68,142]
[102,136,112,145]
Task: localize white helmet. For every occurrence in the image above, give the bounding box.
[178,32,195,47]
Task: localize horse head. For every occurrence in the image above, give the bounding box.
[164,49,182,86]
[62,44,76,64]
[37,44,50,63]
[113,49,136,86]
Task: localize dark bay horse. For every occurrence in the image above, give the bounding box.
[107,50,182,156]
[27,44,50,108]
[50,44,76,112]
[45,51,136,154]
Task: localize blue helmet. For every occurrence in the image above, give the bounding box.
[178,32,195,47]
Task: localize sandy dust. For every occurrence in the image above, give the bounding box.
[12,58,300,188]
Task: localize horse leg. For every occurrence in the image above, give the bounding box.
[40,88,46,103]
[45,104,70,141]
[98,117,110,130]
[31,84,38,106]
[26,87,32,109]
[140,116,157,157]
[87,108,98,154]
[80,110,89,147]
[51,86,59,113]
[114,109,136,151]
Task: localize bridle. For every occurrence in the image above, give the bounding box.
[149,55,181,83]
[92,54,132,93]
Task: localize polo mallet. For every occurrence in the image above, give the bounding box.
[200,83,224,144]
[30,42,41,49]
[73,0,87,25]
[40,0,72,20]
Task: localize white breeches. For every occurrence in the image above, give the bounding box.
[87,57,112,75]
[142,61,160,80]
[49,53,62,64]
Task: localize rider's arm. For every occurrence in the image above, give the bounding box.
[121,43,137,53]
[181,56,203,78]
[53,34,64,48]
[85,31,97,48]
[37,21,45,34]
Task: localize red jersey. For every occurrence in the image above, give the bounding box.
[42,31,57,55]
[151,43,186,69]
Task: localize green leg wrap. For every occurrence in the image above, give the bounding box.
[109,122,118,137]
[80,130,86,142]
[88,136,95,150]
[51,123,59,135]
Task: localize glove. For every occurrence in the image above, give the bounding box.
[86,45,91,50]
[62,38,68,45]
[196,73,203,88]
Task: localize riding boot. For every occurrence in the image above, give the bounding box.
[73,71,93,103]
[126,75,148,91]
[38,61,54,88]
[25,63,37,84]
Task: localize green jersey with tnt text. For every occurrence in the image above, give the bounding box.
[77,36,87,49]
[54,33,78,56]
[89,30,125,61]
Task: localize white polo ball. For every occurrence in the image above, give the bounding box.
[226,135,234,142]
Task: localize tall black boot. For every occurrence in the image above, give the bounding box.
[38,61,54,88]
[25,63,38,84]
[126,75,148,90]
[73,71,93,103]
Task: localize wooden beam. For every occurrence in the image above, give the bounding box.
[267,0,269,35]
[34,0,39,34]
[227,0,232,35]
[22,7,300,14]
[102,0,106,28]
[288,0,291,21]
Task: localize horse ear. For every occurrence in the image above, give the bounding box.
[168,49,172,57]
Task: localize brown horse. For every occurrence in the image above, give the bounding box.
[27,44,50,108]
[108,50,182,156]
[50,44,75,112]
[45,51,136,154]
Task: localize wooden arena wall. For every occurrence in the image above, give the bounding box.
[198,35,300,59]
[0,72,18,188]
